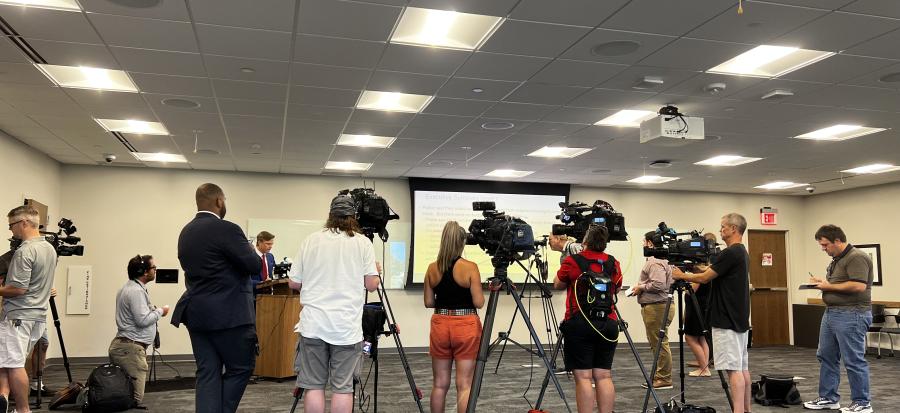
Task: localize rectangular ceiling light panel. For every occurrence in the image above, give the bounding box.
[36,64,139,92]
[695,155,762,166]
[95,119,169,135]
[336,134,396,148]
[391,7,504,50]
[708,45,834,77]
[595,110,657,127]
[356,91,433,113]
[527,146,592,158]
[793,125,886,141]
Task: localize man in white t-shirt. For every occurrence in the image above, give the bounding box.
[288,194,380,413]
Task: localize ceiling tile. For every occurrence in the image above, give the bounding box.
[205,55,290,84]
[347,109,415,126]
[640,39,754,71]
[0,62,53,85]
[509,0,629,26]
[687,2,827,44]
[65,89,154,119]
[408,0,518,15]
[482,102,557,120]
[218,98,286,118]
[596,66,698,92]
[213,79,288,102]
[298,0,400,41]
[480,20,591,58]
[224,115,284,141]
[190,0,296,31]
[131,73,213,97]
[531,60,627,87]
[367,71,448,95]
[774,12,900,51]
[727,79,830,102]
[779,54,895,84]
[0,37,27,64]
[290,86,360,107]
[343,122,404,136]
[79,0,190,21]
[422,98,494,117]
[839,0,900,19]
[601,0,734,36]
[407,114,474,135]
[285,118,345,141]
[843,61,900,91]
[663,73,766,98]
[378,44,469,76]
[196,24,293,61]
[1,5,102,44]
[89,14,198,52]
[27,39,119,68]
[763,0,855,10]
[543,106,616,124]
[294,35,385,68]
[292,63,370,89]
[845,29,900,60]
[455,52,550,81]
[520,122,589,136]
[562,29,675,65]
[287,104,353,122]
[437,77,518,100]
[504,83,588,105]
[788,84,900,112]
[567,88,655,109]
[110,47,206,77]
[146,94,219,116]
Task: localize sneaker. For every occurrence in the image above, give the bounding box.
[804,397,841,410]
[840,401,873,413]
[640,379,674,390]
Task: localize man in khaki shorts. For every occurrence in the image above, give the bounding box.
[674,213,752,413]
[109,254,169,408]
[0,206,57,413]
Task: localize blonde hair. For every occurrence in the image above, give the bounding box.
[7,206,39,228]
[436,221,467,275]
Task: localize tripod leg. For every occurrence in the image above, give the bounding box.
[375,283,425,413]
[466,282,501,413]
[493,296,521,374]
[534,332,565,410]
[614,307,666,413]
[642,294,674,413]
[289,388,304,413]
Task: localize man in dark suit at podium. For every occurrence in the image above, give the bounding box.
[250,231,276,293]
[172,183,261,413]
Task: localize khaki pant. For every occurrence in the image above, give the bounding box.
[641,302,675,382]
[108,339,149,403]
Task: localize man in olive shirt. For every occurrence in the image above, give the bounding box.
[804,225,874,413]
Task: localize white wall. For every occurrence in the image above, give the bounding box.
[0,130,61,230]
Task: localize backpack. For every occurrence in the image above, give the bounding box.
[752,375,801,407]
[571,254,618,321]
[83,364,135,412]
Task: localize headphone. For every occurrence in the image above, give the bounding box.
[129,254,149,279]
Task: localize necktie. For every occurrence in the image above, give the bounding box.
[261,254,268,281]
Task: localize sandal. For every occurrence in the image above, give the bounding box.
[688,368,711,377]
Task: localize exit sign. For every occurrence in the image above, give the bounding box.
[761,207,778,226]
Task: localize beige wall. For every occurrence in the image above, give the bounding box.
[0,130,61,230]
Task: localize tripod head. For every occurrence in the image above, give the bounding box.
[669,279,694,293]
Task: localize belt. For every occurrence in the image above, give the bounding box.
[641,301,667,307]
[434,308,477,316]
[115,337,149,349]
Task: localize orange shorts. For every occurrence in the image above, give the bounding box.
[429,314,482,361]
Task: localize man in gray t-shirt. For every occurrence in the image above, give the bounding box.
[0,206,57,412]
[805,225,874,413]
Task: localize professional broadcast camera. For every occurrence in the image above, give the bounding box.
[342,187,400,242]
[42,218,84,257]
[643,222,718,269]
[465,202,535,264]
[551,200,627,242]
[273,258,292,279]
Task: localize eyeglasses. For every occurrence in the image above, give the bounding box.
[7,220,24,229]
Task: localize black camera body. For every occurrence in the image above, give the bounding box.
[552,200,627,242]
[42,218,84,257]
[273,258,292,279]
[466,202,535,262]
[643,222,718,269]
[343,188,400,242]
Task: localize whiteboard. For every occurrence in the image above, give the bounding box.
[246,219,409,289]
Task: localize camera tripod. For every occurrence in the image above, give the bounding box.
[490,243,562,374]
[466,256,572,413]
[641,280,733,413]
[532,293,667,413]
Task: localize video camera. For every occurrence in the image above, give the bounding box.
[342,187,400,242]
[465,202,535,265]
[273,258,292,279]
[551,200,627,242]
[643,222,718,269]
[42,218,84,257]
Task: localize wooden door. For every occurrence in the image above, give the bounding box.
[748,230,790,346]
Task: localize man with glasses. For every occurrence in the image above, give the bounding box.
[108,254,169,408]
[0,206,57,413]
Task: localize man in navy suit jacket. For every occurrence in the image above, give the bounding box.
[250,231,276,293]
[172,183,261,413]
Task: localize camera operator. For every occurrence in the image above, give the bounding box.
[0,206,57,413]
[673,213,751,413]
[684,232,717,377]
[287,193,380,413]
[109,254,169,408]
[549,234,583,265]
[423,221,484,413]
[632,231,675,390]
[554,225,622,413]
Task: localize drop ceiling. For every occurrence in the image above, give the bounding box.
[1,0,899,194]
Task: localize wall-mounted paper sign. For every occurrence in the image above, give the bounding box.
[762,253,773,267]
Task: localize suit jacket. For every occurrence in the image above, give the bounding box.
[171,212,261,331]
[250,252,275,291]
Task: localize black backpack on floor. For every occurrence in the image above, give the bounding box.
[83,363,135,412]
[752,374,802,407]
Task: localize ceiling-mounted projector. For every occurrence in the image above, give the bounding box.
[639,105,705,143]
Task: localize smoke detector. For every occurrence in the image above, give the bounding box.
[704,82,727,95]
[761,89,795,101]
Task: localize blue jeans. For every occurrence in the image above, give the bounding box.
[817,308,872,403]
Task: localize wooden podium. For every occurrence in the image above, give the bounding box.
[254,279,301,378]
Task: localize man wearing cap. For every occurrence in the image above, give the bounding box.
[288,193,381,413]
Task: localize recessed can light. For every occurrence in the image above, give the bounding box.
[481,121,515,131]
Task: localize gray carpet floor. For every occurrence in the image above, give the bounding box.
[21,345,898,412]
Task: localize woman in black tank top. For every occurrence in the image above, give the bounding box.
[424,221,484,413]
